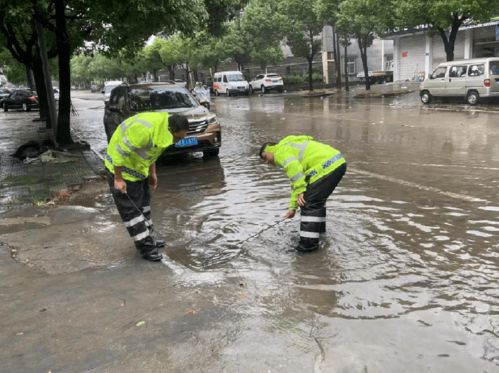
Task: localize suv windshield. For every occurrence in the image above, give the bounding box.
[129,87,197,111]
[227,74,245,82]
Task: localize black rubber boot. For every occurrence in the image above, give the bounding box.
[142,250,163,262]
[137,237,163,262]
[295,241,319,252]
[155,239,165,248]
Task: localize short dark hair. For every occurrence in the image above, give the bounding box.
[259,142,276,159]
[169,114,189,133]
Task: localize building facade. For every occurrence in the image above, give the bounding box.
[385,22,499,82]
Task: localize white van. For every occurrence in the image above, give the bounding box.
[213,71,249,96]
[420,57,499,105]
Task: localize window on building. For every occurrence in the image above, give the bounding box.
[468,64,485,77]
[431,66,447,79]
[449,65,467,78]
[385,55,394,71]
[347,56,356,75]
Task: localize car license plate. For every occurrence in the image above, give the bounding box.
[175,137,198,148]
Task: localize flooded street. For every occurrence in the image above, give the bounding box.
[1,91,498,372]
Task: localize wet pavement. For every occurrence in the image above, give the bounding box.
[0,108,102,211]
[0,90,498,372]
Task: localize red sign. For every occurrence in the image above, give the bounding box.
[401,51,408,58]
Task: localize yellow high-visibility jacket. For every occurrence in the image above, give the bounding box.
[271,135,345,209]
[105,112,173,181]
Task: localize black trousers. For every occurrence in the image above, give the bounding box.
[299,163,347,251]
[106,171,157,254]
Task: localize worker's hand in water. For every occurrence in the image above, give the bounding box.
[297,194,306,207]
[285,209,296,219]
[149,173,158,190]
[114,178,127,194]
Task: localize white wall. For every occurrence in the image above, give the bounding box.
[391,24,497,81]
[397,34,426,81]
[432,32,466,66]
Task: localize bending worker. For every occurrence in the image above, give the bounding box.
[105,112,189,262]
[260,135,346,252]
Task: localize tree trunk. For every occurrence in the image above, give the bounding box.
[26,67,35,90]
[333,25,342,90]
[32,62,48,122]
[344,44,349,92]
[437,16,464,62]
[308,30,314,91]
[307,56,313,91]
[168,66,175,80]
[54,0,73,145]
[185,63,191,89]
[335,28,342,90]
[358,37,370,91]
[153,70,158,82]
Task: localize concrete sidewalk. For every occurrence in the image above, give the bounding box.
[0,111,104,213]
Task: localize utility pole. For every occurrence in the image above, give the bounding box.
[34,18,57,137]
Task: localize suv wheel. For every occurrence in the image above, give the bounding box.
[420,90,431,104]
[203,148,219,158]
[466,90,479,105]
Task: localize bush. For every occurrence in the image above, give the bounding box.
[283,71,323,85]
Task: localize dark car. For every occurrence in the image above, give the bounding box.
[0,88,11,106]
[2,89,39,112]
[103,82,221,157]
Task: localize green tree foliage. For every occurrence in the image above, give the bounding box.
[394,0,499,61]
[203,0,250,35]
[240,0,286,68]
[158,36,184,80]
[143,38,167,82]
[283,0,324,90]
[221,22,253,71]
[337,0,391,90]
[0,47,26,84]
[1,0,245,145]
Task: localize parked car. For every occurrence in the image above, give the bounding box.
[249,73,284,94]
[2,89,39,112]
[90,84,99,93]
[213,71,249,96]
[103,82,221,157]
[102,80,124,102]
[420,57,499,105]
[173,79,187,88]
[0,88,11,106]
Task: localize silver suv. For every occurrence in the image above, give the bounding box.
[103,82,221,157]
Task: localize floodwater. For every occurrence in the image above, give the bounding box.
[1,91,498,372]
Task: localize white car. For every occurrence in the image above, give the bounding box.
[102,80,124,102]
[249,73,284,94]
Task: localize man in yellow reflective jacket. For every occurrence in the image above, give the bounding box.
[260,135,346,252]
[105,112,189,261]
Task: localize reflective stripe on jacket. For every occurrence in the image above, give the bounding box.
[105,112,173,181]
[273,135,346,209]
